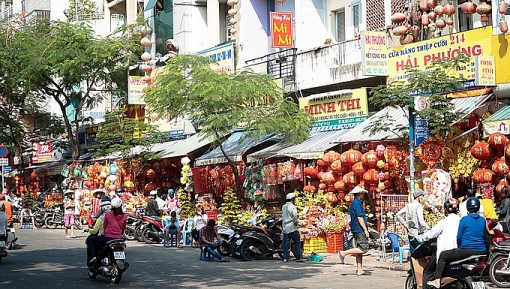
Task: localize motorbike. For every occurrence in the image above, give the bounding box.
[488,239,510,287]
[86,237,129,284]
[217,224,234,256]
[124,214,143,241]
[140,215,164,244]
[405,238,487,289]
[0,228,10,264]
[238,216,295,261]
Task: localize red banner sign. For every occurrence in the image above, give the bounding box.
[270,12,293,48]
[32,140,53,163]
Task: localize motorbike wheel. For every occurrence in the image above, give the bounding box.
[404,275,416,289]
[124,227,136,241]
[109,263,123,284]
[142,227,159,244]
[87,267,97,279]
[35,218,44,228]
[490,255,510,288]
[45,217,57,229]
[217,242,231,257]
[74,218,83,230]
[230,240,242,259]
[240,240,260,261]
[134,225,144,242]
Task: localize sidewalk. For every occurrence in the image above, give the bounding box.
[313,251,409,272]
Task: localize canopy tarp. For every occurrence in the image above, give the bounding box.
[278,130,348,160]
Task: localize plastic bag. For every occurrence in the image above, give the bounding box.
[306,252,324,262]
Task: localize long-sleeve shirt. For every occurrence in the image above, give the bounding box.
[499,198,510,218]
[145,199,160,217]
[282,201,298,234]
[89,215,105,236]
[396,200,430,236]
[416,213,460,261]
[457,213,486,252]
[103,212,127,238]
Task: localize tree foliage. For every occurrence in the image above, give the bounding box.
[64,0,102,22]
[365,54,470,140]
[143,54,313,194]
[0,19,143,160]
[95,108,166,174]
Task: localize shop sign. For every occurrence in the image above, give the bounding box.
[414,114,429,146]
[361,31,389,76]
[270,12,293,48]
[299,88,369,130]
[127,76,147,105]
[475,55,496,86]
[196,42,235,74]
[484,120,510,135]
[386,27,492,89]
[86,124,100,149]
[32,140,53,163]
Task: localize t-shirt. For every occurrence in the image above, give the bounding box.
[349,198,367,234]
[64,197,75,215]
[164,218,180,230]
[74,198,81,215]
[396,200,430,236]
[480,198,498,219]
[2,201,12,221]
[194,214,208,230]
[103,212,127,238]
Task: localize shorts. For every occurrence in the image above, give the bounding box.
[353,232,369,253]
[64,213,75,228]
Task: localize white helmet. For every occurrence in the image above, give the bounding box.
[286,193,296,200]
[100,201,111,211]
[111,198,122,208]
[149,190,157,196]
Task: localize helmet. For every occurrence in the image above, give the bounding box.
[444,198,459,214]
[115,188,125,195]
[101,201,111,211]
[286,193,296,200]
[466,197,481,213]
[168,189,174,194]
[101,196,110,202]
[150,190,157,196]
[111,198,122,208]
[92,189,105,196]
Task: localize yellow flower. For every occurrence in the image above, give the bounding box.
[377,160,385,169]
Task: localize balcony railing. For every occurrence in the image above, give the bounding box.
[245,48,297,80]
[0,5,13,20]
[295,39,364,91]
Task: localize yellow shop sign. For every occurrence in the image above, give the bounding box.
[299,88,369,130]
[387,27,492,86]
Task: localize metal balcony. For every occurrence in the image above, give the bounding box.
[0,5,13,20]
[244,48,297,91]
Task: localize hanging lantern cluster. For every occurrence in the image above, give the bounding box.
[139,25,154,84]
[499,0,508,33]
[477,0,493,26]
[227,0,239,42]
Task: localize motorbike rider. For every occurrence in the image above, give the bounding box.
[412,198,461,289]
[86,200,112,261]
[396,189,430,253]
[0,194,17,246]
[89,189,105,227]
[89,198,127,265]
[145,190,161,217]
[427,197,487,289]
[93,195,111,219]
[0,203,8,256]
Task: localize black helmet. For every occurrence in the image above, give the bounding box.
[444,198,459,214]
[466,197,480,213]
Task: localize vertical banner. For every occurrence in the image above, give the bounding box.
[360,31,389,76]
[270,12,293,48]
[128,76,147,105]
[475,55,496,86]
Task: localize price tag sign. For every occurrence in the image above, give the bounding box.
[0,158,8,166]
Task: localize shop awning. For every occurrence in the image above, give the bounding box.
[195,131,274,166]
[483,105,510,135]
[278,130,349,160]
[159,133,215,159]
[79,151,96,160]
[94,140,180,160]
[335,94,493,143]
[246,141,294,163]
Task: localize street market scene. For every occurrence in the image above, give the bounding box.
[1,0,510,288]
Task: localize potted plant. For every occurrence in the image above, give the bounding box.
[319,207,348,253]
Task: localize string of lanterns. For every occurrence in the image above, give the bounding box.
[227,0,238,42]
[139,26,154,84]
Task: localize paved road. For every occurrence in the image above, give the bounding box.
[1,227,411,289]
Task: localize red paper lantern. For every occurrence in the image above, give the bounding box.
[327,192,338,203]
[144,182,157,193]
[316,159,328,167]
[303,185,317,193]
[304,166,319,178]
[471,141,497,161]
[492,158,509,178]
[334,180,346,192]
[322,171,336,185]
[505,145,510,161]
[472,169,495,184]
[340,149,363,167]
[318,182,327,190]
[330,160,342,173]
[344,193,355,202]
[489,132,508,150]
[496,180,510,198]
[343,172,358,186]
[363,169,380,184]
[323,151,341,164]
[224,165,234,175]
[327,186,336,192]
[361,150,379,168]
[145,169,156,179]
[352,162,367,176]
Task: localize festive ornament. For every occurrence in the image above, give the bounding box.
[109,164,119,175]
[471,141,497,161]
[472,168,495,184]
[340,149,362,166]
[375,144,386,156]
[352,162,367,176]
[363,169,380,185]
[489,132,508,149]
[361,150,379,168]
[108,175,118,183]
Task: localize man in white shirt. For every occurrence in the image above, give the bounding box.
[281,193,303,262]
[396,189,430,252]
[415,198,461,289]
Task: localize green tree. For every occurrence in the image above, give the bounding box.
[64,0,102,22]
[366,54,470,140]
[4,19,142,160]
[143,54,313,195]
[95,108,166,177]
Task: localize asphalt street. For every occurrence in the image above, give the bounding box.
[1,227,413,289]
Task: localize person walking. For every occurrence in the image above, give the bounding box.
[338,186,369,275]
[396,189,430,252]
[281,192,303,263]
[63,190,76,238]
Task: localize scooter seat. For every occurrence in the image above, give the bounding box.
[105,238,126,245]
[449,254,486,265]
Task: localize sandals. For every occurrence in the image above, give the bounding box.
[220,258,230,262]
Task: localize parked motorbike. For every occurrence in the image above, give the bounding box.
[488,239,510,287]
[86,237,129,284]
[405,238,487,289]
[238,216,295,261]
[217,224,234,256]
[124,215,143,241]
[140,215,164,244]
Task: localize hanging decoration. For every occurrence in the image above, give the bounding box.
[415,139,446,165]
[499,0,509,33]
[476,0,493,26]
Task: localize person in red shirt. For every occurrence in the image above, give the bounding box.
[0,194,17,245]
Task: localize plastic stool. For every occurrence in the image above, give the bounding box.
[23,222,30,229]
[163,233,178,247]
[200,248,214,261]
